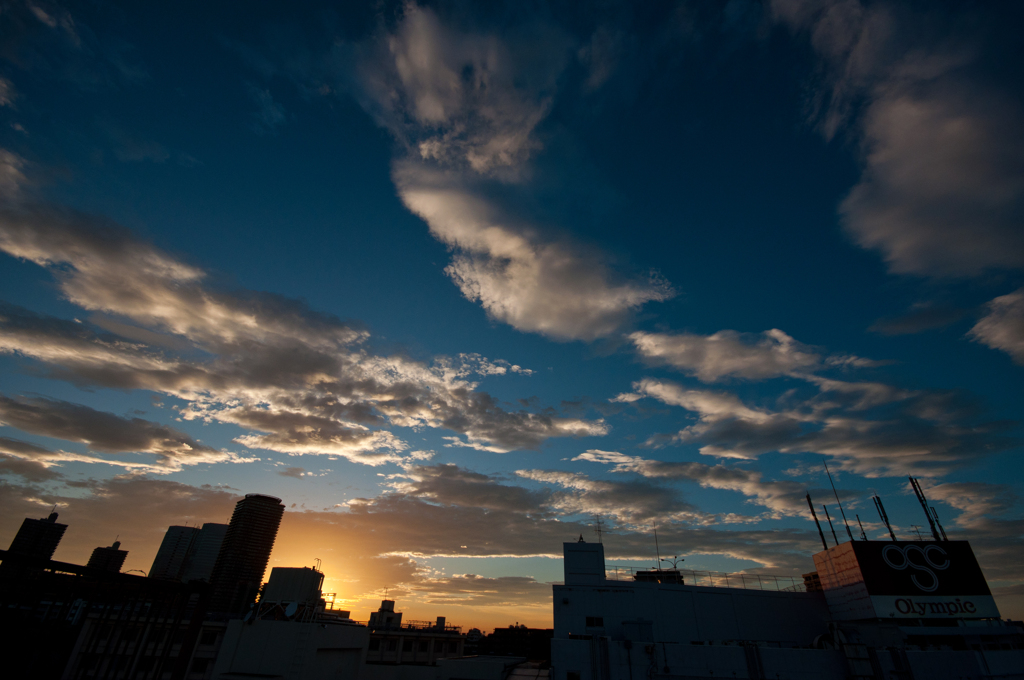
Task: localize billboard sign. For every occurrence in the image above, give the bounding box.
[814,541,1000,620]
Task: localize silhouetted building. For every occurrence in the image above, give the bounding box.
[181,523,228,583]
[477,624,553,662]
[366,600,466,666]
[86,541,127,573]
[150,525,198,580]
[207,494,285,616]
[6,511,67,560]
[0,550,215,679]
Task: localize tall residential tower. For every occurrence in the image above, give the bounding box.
[207,494,285,616]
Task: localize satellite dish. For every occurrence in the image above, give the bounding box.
[284,602,299,618]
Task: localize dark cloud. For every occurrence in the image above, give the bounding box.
[276,466,307,479]
[0,393,236,470]
[869,305,969,336]
[625,378,1014,477]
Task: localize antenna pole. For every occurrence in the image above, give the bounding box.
[855,514,868,541]
[594,516,604,544]
[873,495,897,542]
[806,494,828,551]
[823,459,854,542]
[822,505,839,546]
[931,507,949,541]
[653,523,662,570]
[909,477,942,541]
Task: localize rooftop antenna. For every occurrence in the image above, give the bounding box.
[594,516,604,544]
[806,494,828,551]
[911,525,924,541]
[652,523,663,570]
[872,495,898,542]
[822,505,839,546]
[855,514,868,541]
[823,459,854,542]
[931,507,949,541]
[909,477,943,541]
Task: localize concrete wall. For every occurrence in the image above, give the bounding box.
[212,619,368,680]
[553,581,831,646]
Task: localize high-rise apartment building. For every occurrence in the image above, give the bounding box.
[207,494,285,616]
[87,540,128,573]
[5,511,67,560]
[181,522,228,582]
[149,525,198,580]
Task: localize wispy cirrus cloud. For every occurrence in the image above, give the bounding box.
[572,450,833,520]
[617,377,1012,477]
[969,288,1024,366]
[629,328,879,382]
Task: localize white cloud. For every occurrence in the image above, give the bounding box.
[969,288,1024,365]
[0,212,609,462]
[396,164,674,340]
[344,4,674,340]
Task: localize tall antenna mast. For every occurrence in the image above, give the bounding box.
[930,507,948,541]
[823,459,854,542]
[594,515,604,544]
[855,514,868,541]
[806,494,828,551]
[909,477,942,541]
[652,523,663,570]
[872,495,897,542]
[822,505,839,546]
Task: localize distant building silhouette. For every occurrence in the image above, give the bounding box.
[181,522,228,582]
[149,525,198,580]
[207,494,285,616]
[86,540,127,573]
[149,522,230,582]
[6,511,67,560]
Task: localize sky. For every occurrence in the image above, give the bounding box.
[0,0,1022,630]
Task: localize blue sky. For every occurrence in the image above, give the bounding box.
[1,0,1022,628]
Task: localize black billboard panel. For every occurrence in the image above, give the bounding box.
[850,541,990,597]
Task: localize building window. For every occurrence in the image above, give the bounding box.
[200,630,218,646]
[448,641,458,653]
[434,640,443,652]
[369,639,381,651]
[586,617,604,628]
[403,640,413,652]
[190,658,210,673]
[387,640,398,651]
[419,641,428,652]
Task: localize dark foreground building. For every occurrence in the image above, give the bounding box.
[552,538,1024,680]
[207,494,285,616]
[0,549,213,679]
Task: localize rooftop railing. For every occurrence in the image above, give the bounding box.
[603,566,807,592]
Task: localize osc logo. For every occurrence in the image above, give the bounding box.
[882,544,949,592]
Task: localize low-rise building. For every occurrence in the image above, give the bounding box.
[551,538,1024,680]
